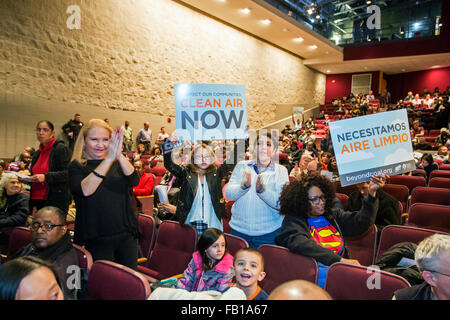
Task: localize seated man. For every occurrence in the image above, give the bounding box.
[347,180,399,234]
[12,206,79,300]
[394,234,450,300]
[132,160,154,197]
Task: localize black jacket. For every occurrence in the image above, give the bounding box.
[30,139,72,212]
[13,232,79,300]
[62,119,83,142]
[348,189,399,233]
[0,193,29,229]
[394,282,434,300]
[275,194,378,266]
[164,150,227,225]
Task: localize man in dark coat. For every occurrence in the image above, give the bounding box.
[12,206,79,300]
[62,113,83,151]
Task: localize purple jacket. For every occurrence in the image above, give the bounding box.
[176,251,234,292]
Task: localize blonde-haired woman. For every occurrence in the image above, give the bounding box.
[68,119,140,270]
[0,172,29,245]
[163,142,228,237]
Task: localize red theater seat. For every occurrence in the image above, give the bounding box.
[325,262,410,300]
[410,187,450,206]
[86,260,151,300]
[408,203,450,233]
[383,184,409,213]
[375,225,449,261]
[224,233,249,256]
[257,244,318,294]
[344,225,378,266]
[430,170,450,180]
[388,175,426,193]
[137,221,197,282]
[428,177,450,189]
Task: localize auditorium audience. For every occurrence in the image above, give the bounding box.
[30,120,71,214]
[435,128,450,148]
[417,153,439,182]
[0,256,64,300]
[394,234,450,300]
[136,122,152,152]
[68,119,140,270]
[121,120,133,152]
[12,206,78,300]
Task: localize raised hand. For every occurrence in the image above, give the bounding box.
[368,174,388,197]
[241,171,252,189]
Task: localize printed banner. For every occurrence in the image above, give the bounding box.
[329,109,415,186]
[174,84,248,141]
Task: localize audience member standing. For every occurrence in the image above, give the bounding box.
[68,119,140,270]
[30,120,71,214]
[121,120,133,152]
[225,133,289,248]
[164,142,228,237]
[62,113,83,151]
[136,122,152,152]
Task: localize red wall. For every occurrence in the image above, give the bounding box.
[386,67,450,102]
[325,71,380,103]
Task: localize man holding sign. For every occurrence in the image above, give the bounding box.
[329,109,415,186]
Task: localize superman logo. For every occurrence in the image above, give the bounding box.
[309,224,344,255]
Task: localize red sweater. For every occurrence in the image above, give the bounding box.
[133,173,154,196]
[31,138,55,200]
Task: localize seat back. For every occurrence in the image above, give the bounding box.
[429,170,450,180]
[137,195,154,216]
[7,227,32,258]
[73,244,93,271]
[428,177,450,189]
[388,175,426,193]
[408,203,450,233]
[410,187,450,206]
[324,262,410,300]
[257,244,318,294]
[145,221,197,279]
[138,214,156,260]
[335,193,349,210]
[439,164,450,171]
[383,184,409,213]
[150,166,167,177]
[86,260,151,300]
[375,225,449,261]
[224,233,249,256]
[344,225,378,266]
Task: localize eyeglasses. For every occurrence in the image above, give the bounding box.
[30,222,65,232]
[426,269,450,277]
[308,195,326,205]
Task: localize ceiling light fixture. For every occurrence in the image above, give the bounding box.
[293,37,304,43]
[309,45,318,50]
[240,8,250,14]
[261,19,271,25]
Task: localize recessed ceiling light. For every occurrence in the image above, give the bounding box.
[326,70,331,73]
[240,8,250,14]
[293,37,304,43]
[309,45,318,50]
[401,69,406,72]
[431,65,440,69]
[282,28,290,32]
[261,19,271,25]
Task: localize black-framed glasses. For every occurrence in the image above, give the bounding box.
[308,195,326,205]
[426,269,450,277]
[30,222,65,232]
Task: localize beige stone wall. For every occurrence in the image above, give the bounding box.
[0,0,325,157]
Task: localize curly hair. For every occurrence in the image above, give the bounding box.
[279,172,335,219]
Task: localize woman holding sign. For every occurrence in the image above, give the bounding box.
[275,171,387,287]
[163,141,228,237]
